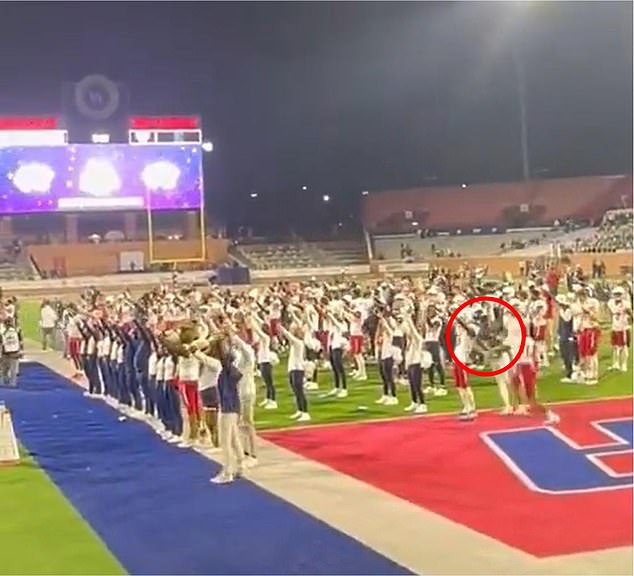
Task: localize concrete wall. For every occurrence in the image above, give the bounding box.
[28,239,229,276]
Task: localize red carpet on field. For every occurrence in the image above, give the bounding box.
[263,399,633,557]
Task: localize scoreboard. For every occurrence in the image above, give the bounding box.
[0,116,203,146]
[0,117,67,147]
[128,116,201,146]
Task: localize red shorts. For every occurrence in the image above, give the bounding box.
[515,362,537,399]
[269,319,281,337]
[533,325,546,342]
[578,328,600,358]
[350,335,364,355]
[611,330,631,348]
[179,380,201,417]
[453,365,470,389]
[69,337,81,357]
[317,330,329,352]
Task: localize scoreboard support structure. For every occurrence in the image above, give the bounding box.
[129,116,208,266]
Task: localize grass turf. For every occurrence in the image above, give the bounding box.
[0,451,124,575]
[17,300,633,431]
[3,298,631,575]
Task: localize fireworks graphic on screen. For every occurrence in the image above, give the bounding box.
[78,158,121,196]
[9,162,55,194]
[141,160,181,192]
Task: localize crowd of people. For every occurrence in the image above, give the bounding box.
[21,267,633,484]
[567,209,634,254]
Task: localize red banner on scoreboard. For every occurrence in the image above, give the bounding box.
[0,117,58,130]
[128,116,199,130]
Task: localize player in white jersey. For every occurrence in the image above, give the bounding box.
[452,317,477,420]
[607,287,632,372]
[345,308,367,381]
[577,287,601,384]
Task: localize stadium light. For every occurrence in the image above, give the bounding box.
[322,194,330,202]
[301,185,308,191]
[412,221,419,227]
[202,141,213,152]
[250,192,258,199]
[91,133,110,144]
[461,183,468,188]
[361,190,369,196]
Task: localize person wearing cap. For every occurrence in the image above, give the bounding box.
[607,287,632,372]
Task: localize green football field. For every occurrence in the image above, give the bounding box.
[17,299,633,430]
[3,299,630,575]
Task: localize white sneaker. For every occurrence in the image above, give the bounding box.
[404,402,417,412]
[586,379,598,386]
[500,406,513,416]
[297,412,311,422]
[423,386,434,395]
[385,396,399,406]
[177,440,193,448]
[336,389,348,398]
[290,411,302,419]
[375,395,388,404]
[354,374,367,381]
[514,405,529,416]
[264,400,278,410]
[244,456,258,469]
[414,404,428,414]
[433,388,448,397]
[325,388,338,397]
[258,398,269,407]
[304,381,319,391]
[210,473,234,484]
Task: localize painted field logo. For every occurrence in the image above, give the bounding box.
[482,418,633,494]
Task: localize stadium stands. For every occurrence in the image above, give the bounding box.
[373,229,560,260]
[234,240,368,270]
[363,175,632,233]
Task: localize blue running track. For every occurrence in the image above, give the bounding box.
[1,362,410,575]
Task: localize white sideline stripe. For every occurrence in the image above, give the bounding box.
[24,344,633,576]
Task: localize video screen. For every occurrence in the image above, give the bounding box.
[0,144,203,214]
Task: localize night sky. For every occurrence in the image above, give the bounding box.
[0,2,631,234]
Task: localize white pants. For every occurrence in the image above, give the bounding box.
[239,393,257,457]
[219,412,243,477]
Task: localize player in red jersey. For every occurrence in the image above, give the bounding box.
[607,287,632,372]
[513,335,560,424]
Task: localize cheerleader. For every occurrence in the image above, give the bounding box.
[346,308,367,381]
[423,305,447,397]
[163,348,184,444]
[376,314,398,405]
[250,315,277,409]
[303,332,322,391]
[279,317,310,422]
[402,313,427,413]
[325,310,348,398]
[176,342,203,448]
[192,338,222,450]
[229,327,258,466]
